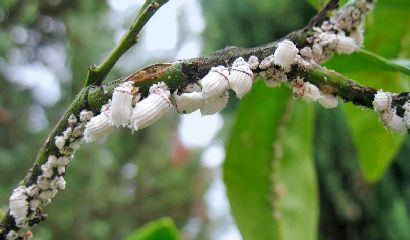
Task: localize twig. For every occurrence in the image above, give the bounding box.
[1,0,406,238]
[305,0,340,30]
[84,0,169,87]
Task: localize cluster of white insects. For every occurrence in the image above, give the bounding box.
[83,38,346,144]
[7,111,93,239]
[83,57,253,143]
[304,0,374,63]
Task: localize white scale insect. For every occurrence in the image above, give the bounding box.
[110,81,135,127]
[173,59,254,115]
[84,104,113,142]
[372,90,392,112]
[200,66,230,115]
[382,109,407,134]
[373,90,408,134]
[274,39,299,72]
[201,65,230,99]
[200,91,229,116]
[9,186,28,228]
[129,82,171,130]
[403,102,410,129]
[172,90,203,114]
[228,57,253,99]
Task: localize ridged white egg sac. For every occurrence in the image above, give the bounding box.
[404,114,410,129]
[9,186,28,228]
[110,81,135,127]
[229,57,253,99]
[172,90,204,114]
[201,66,229,99]
[84,104,113,142]
[335,35,358,54]
[129,82,171,131]
[373,90,392,112]
[200,91,229,116]
[319,94,338,109]
[403,102,410,129]
[386,114,407,134]
[273,39,299,71]
[248,56,259,70]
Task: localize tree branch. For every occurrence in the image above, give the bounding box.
[84,0,169,86]
[2,0,408,238]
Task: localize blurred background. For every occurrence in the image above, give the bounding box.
[1,0,410,239]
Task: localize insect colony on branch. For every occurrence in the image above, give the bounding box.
[7,111,94,240]
[6,0,409,239]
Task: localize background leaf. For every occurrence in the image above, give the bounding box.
[274,101,318,240]
[224,81,318,240]
[125,217,180,240]
[326,50,410,76]
[307,0,348,10]
[340,104,404,181]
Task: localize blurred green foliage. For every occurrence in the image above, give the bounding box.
[274,102,317,240]
[225,82,318,240]
[308,0,348,10]
[125,217,180,240]
[200,0,315,51]
[315,108,410,240]
[224,83,292,239]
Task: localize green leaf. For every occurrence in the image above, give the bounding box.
[323,0,410,181]
[224,81,318,240]
[274,101,318,240]
[340,74,405,181]
[384,198,410,238]
[326,50,410,76]
[342,103,404,181]
[125,217,180,240]
[307,0,348,10]
[307,0,330,10]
